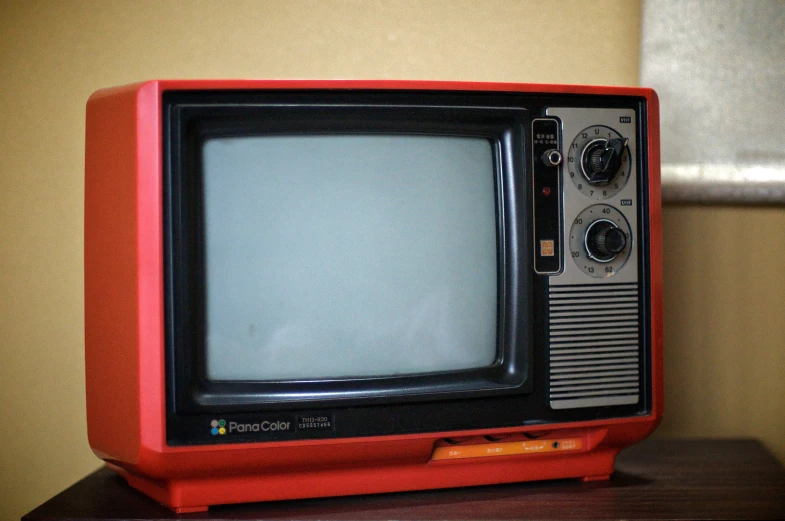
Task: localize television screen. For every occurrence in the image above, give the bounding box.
[202,135,499,381]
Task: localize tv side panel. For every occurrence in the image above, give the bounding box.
[85,82,165,464]
[646,89,664,423]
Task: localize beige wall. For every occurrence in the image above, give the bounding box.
[658,205,785,462]
[1,0,778,519]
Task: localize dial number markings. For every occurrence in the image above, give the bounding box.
[569,204,633,278]
[567,125,631,200]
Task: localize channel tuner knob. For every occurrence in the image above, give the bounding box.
[582,137,629,186]
[570,205,632,277]
[585,219,627,262]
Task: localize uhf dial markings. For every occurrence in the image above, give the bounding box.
[567,125,631,200]
[569,204,632,278]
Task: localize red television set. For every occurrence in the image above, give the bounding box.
[85,80,662,513]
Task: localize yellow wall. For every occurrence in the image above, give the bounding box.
[658,206,785,461]
[3,0,778,519]
[0,2,640,518]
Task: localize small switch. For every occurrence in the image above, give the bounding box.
[431,437,584,461]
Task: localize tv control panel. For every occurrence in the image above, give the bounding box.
[537,107,644,411]
[534,107,640,283]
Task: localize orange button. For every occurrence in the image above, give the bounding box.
[431,438,583,461]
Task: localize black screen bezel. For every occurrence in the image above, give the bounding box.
[164,92,533,416]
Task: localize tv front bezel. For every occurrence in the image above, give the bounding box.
[163,91,535,418]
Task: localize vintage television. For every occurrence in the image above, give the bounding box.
[84,80,662,513]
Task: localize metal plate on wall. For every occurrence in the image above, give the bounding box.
[640,0,785,203]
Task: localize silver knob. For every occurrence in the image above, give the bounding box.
[542,149,562,167]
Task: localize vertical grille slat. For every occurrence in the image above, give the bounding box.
[549,283,641,409]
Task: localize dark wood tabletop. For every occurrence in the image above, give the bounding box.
[22,439,785,520]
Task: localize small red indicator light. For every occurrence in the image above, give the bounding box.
[542,187,551,196]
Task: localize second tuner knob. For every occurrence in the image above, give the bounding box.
[585,219,627,262]
[569,204,632,278]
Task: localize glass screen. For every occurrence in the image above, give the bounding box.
[202,135,498,380]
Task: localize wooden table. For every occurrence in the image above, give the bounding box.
[22,439,785,520]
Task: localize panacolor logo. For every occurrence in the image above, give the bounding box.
[210,419,227,435]
[211,418,292,435]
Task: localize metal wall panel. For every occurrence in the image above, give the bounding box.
[641,0,785,203]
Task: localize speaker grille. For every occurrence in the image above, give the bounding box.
[548,282,641,409]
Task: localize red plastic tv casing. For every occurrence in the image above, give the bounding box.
[85,80,662,513]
